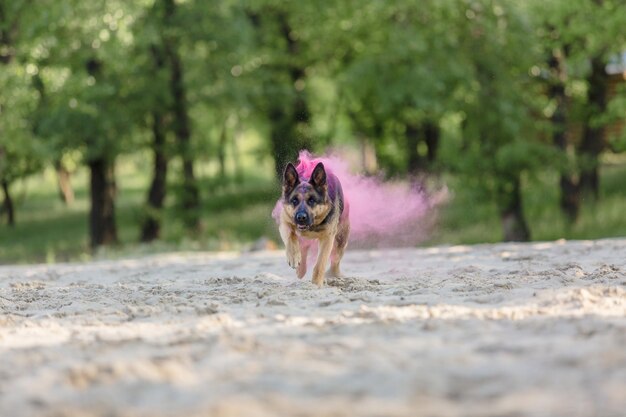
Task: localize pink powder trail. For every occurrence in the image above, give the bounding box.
[273,150,442,248]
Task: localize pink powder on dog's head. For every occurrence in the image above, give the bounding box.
[273,150,441,247]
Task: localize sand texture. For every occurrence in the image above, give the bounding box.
[1,239,625,417]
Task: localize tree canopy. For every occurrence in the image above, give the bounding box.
[0,0,624,244]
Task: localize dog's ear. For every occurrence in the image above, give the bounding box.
[310,162,327,191]
[283,163,300,195]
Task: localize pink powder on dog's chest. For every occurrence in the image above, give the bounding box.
[273,150,437,247]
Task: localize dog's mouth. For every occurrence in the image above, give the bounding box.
[296,224,309,231]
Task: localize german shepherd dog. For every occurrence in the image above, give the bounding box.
[278,162,350,287]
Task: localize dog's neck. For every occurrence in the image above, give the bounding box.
[307,203,336,233]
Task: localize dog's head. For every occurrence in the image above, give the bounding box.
[282,162,331,231]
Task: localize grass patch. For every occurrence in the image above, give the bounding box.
[425,160,626,245]
[1,156,624,263]
[0,158,280,263]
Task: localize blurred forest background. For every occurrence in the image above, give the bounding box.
[1,0,625,263]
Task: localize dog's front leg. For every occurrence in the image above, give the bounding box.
[297,238,312,279]
[312,234,334,287]
[279,222,301,269]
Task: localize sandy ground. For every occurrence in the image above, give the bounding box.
[0,239,625,417]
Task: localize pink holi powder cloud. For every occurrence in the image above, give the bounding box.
[273,150,443,248]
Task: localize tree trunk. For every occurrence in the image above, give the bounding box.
[548,49,580,221]
[360,136,378,175]
[405,123,423,174]
[163,0,200,229]
[269,13,312,179]
[170,110,199,225]
[279,13,311,136]
[269,107,299,179]
[88,157,118,248]
[1,3,17,227]
[406,121,438,174]
[231,126,243,183]
[140,112,168,242]
[579,56,608,199]
[1,180,15,227]
[54,160,75,205]
[423,121,440,165]
[498,176,530,242]
[83,55,117,248]
[217,124,227,179]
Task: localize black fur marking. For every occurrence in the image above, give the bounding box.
[308,172,344,233]
[310,162,327,191]
[283,163,300,197]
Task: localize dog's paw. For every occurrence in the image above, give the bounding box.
[312,267,325,287]
[286,245,301,269]
[312,274,325,288]
[327,265,342,278]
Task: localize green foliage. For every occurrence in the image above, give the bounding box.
[0,0,625,254]
[529,0,626,176]
[29,1,142,161]
[0,63,47,183]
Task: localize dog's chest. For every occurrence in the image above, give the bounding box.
[296,229,324,239]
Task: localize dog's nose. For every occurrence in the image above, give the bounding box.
[295,212,309,224]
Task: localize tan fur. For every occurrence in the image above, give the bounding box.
[311,204,330,224]
[330,220,350,277]
[312,234,334,286]
[279,215,300,269]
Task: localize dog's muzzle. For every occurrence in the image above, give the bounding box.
[295,211,310,230]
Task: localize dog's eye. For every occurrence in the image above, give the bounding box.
[290,197,299,206]
[307,197,316,206]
